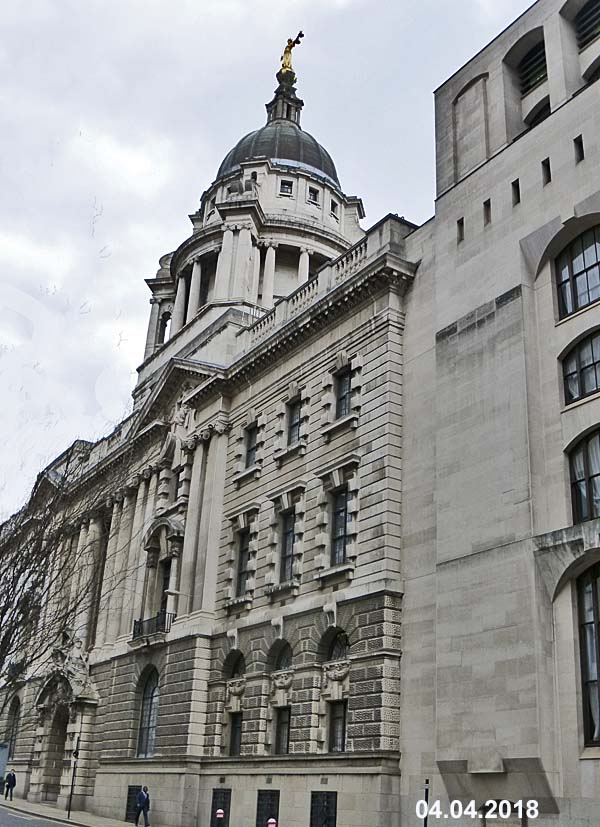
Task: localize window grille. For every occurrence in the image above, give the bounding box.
[335,369,352,419]
[280,510,295,582]
[287,399,302,445]
[275,707,291,754]
[518,41,547,95]
[137,669,159,757]
[328,701,347,753]
[236,530,250,598]
[245,424,258,468]
[577,0,600,50]
[331,488,350,566]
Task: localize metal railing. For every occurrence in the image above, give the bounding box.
[132,610,175,640]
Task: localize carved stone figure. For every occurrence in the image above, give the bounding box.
[281,31,304,74]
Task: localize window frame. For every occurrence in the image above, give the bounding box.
[236,529,251,598]
[229,711,243,756]
[279,180,294,197]
[330,487,350,567]
[563,331,600,405]
[307,186,320,206]
[576,0,600,50]
[570,430,600,523]
[137,669,160,758]
[6,698,20,760]
[287,398,302,446]
[274,706,291,755]
[280,509,296,583]
[328,700,347,753]
[245,423,258,469]
[556,226,600,319]
[334,368,352,420]
[578,563,600,746]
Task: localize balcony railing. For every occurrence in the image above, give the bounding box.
[132,610,176,640]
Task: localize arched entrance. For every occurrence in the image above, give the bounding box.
[41,704,69,802]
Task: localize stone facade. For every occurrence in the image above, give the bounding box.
[4,1,600,825]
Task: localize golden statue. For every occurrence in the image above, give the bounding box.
[281,31,304,74]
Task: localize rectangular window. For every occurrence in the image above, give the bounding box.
[483,199,492,226]
[280,180,293,196]
[511,179,521,206]
[330,199,339,218]
[308,186,320,205]
[542,157,552,185]
[256,790,280,827]
[331,488,350,567]
[210,789,232,827]
[310,792,338,827]
[245,423,258,468]
[575,135,585,164]
[236,530,250,598]
[159,559,171,613]
[275,707,291,754]
[457,217,465,243]
[335,369,352,419]
[280,510,295,583]
[287,398,302,445]
[229,712,243,756]
[328,701,347,752]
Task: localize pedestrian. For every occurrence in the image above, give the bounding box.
[4,769,16,801]
[135,785,150,827]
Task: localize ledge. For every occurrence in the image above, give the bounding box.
[321,414,359,441]
[225,595,253,613]
[273,440,307,466]
[265,579,301,599]
[127,631,168,650]
[580,746,600,760]
[315,562,355,586]
[233,463,262,487]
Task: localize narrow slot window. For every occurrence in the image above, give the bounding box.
[483,199,492,226]
[457,217,465,244]
[512,179,521,206]
[575,135,585,164]
[542,157,552,185]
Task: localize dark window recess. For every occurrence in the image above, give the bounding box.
[227,651,246,679]
[236,530,250,598]
[570,430,600,523]
[331,199,339,217]
[579,565,600,745]
[256,790,280,827]
[6,697,20,760]
[275,707,291,754]
[542,157,552,185]
[280,510,295,583]
[287,399,302,445]
[518,41,548,95]
[483,199,492,226]
[275,642,293,671]
[159,559,171,613]
[328,701,347,752]
[125,786,143,824]
[563,331,600,404]
[512,179,521,206]
[575,134,585,163]
[527,100,551,129]
[310,791,338,827]
[335,369,352,419]
[331,488,350,566]
[576,0,600,49]
[229,712,243,756]
[137,669,159,758]
[328,631,350,662]
[556,225,600,318]
[245,424,258,468]
[308,187,320,204]
[280,180,293,196]
[210,788,232,827]
[457,217,465,243]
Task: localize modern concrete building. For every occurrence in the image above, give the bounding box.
[4,0,600,824]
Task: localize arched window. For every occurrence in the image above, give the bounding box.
[327,631,350,662]
[137,669,159,758]
[570,430,600,522]
[578,564,600,744]
[6,697,20,760]
[156,311,171,345]
[563,331,600,403]
[224,651,246,680]
[556,226,600,318]
[274,642,293,672]
[576,0,600,50]
[518,41,547,95]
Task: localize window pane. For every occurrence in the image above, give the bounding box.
[583,366,597,394]
[576,273,590,307]
[584,622,598,679]
[583,230,598,267]
[572,446,586,481]
[575,480,590,521]
[572,237,585,274]
[581,340,594,366]
[587,683,600,742]
[566,372,580,402]
[589,435,600,475]
[558,252,570,284]
[588,265,600,303]
[560,282,574,315]
[593,334,600,362]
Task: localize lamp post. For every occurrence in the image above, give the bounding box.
[422,778,430,827]
[67,715,83,819]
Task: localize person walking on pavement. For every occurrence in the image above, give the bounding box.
[135,785,150,827]
[4,769,16,801]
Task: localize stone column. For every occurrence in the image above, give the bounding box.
[143,546,160,619]
[70,521,90,643]
[233,226,253,299]
[144,298,161,360]
[82,514,102,648]
[166,539,182,615]
[179,439,208,615]
[96,497,122,648]
[132,468,158,624]
[262,243,277,308]
[186,259,202,323]
[299,247,310,284]
[156,458,172,514]
[251,243,261,304]
[105,489,136,642]
[193,426,229,612]
[119,477,148,638]
[171,275,187,334]
[214,227,234,300]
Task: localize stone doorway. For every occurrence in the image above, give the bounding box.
[41,704,69,802]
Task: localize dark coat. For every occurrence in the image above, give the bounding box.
[5,772,16,789]
[136,790,150,812]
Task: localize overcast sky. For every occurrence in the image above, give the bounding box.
[0,0,534,517]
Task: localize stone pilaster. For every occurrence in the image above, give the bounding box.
[186,258,202,323]
[143,297,161,360]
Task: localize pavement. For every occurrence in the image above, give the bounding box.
[0,798,129,827]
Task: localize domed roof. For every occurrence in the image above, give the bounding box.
[217,120,339,187]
